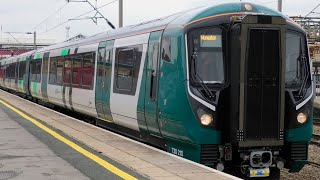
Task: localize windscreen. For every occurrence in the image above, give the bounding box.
[190,28,224,84]
[286,32,305,87]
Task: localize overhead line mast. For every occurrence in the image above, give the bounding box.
[119,0,123,28]
[278,0,282,12]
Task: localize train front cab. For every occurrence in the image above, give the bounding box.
[181,13,313,179]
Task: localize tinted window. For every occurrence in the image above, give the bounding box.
[31,60,41,82]
[4,65,7,78]
[72,55,82,85]
[6,63,16,79]
[0,64,4,79]
[64,57,72,84]
[82,52,95,88]
[116,49,134,90]
[56,58,63,85]
[106,49,112,63]
[18,61,26,79]
[114,45,142,95]
[98,47,106,79]
[49,58,57,84]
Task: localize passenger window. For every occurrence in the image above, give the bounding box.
[63,57,72,84]
[18,61,26,79]
[72,55,82,86]
[82,52,95,88]
[114,45,142,95]
[7,64,11,78]
[49,58,57,84]
[7,63,15,79]
[35,60,41,82]
[31,60,41,82]
[116,48,134,90]
[14,63,16,79]
[4,65,7,78]
[56,58,63,85]
[0,64,4,79]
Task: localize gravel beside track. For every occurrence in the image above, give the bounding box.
[314,125,320,135]
[280,124,320,179]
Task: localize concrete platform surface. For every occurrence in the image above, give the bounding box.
[0,89,240,180]
[0,105,90,180]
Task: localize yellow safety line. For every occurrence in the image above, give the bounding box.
[0,99,137,180]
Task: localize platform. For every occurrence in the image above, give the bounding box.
[0,89,239,180]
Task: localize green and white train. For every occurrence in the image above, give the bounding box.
[0,3,314,179]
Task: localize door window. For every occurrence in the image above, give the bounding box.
[150,44,159,100]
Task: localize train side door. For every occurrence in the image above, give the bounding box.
[95,40,114,121]
[96,42,107,119]
[144,31,163,136]
[24,55,31,96]
[41,52,50,102]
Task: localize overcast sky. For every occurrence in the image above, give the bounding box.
[0,0,318,42]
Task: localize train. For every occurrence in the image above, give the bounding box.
[0,3,314,179]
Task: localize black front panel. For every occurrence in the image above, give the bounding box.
[245,29,280,140]
[288,142,308,160]
[200,144,218,167]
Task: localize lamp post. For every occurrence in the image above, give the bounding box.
[278,0,282,12]
[119,0,123,28]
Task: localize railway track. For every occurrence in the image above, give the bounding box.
[314,118,320,126]
[307,161,320,168]
[313,106,320,126]
[311,133,320,146]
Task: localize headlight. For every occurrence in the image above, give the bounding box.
[200,113,213,125]
[297,112,308,124]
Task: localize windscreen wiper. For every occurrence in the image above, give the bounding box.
[191,52,215,102]
[298,55,309,96]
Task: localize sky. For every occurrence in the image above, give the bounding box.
[0,0,318,43]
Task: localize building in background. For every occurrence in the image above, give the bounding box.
[290,16,320,61]
[0,38,55,60]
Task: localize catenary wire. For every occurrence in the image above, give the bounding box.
[33,2,69,30]
[305,3,320,17]
[16,0,118,45]
[37,0,118,37]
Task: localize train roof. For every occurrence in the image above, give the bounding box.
[35,2,294,53]
[0,50,36,65]
[6,2,299,57]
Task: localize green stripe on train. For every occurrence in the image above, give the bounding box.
[61,49,69,56]
[34,54,41,59]
[18,80,24,92]
[32,82,38,97]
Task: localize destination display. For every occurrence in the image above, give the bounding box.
[200,34,222,48]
